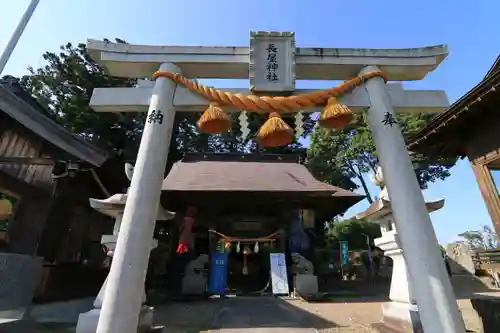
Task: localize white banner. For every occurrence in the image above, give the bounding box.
[269,253,289,295]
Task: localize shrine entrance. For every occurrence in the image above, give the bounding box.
[86,32,468,333]
[209,229,282,295]
[227,247,269,294]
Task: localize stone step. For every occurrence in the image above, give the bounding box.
[450,274,499,297]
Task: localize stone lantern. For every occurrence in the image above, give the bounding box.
[76,163,175,333]
[357,166,445,332]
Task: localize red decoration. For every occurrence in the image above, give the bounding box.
[176,206,197,254]
[176,243,189,254]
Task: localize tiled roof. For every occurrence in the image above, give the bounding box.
[162,155,361,196]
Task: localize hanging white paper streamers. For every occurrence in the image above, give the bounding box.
[236,241,241,253]
[239,111,250,140]
[294,111,304,139]
[313,120,320,131]
[254,242,259,253]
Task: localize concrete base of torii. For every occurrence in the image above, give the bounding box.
[75,190,174,333]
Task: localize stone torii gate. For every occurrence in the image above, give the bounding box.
[87,32,466,333]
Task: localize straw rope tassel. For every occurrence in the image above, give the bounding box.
[196,103,231,134]
[152,71,387,116]
[257,112,294,147]
[152,71,388,142]
[319,97,354,129]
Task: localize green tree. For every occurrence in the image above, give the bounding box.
[14,40,314,163]
[307,113,456,203]
[16,40,143,160]
[458,225,500,250]
[326,217,381,249]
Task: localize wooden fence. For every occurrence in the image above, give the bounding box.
[473,248,500,287]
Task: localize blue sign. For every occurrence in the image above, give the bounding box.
[209,252,228,295]
[340,241,349,265]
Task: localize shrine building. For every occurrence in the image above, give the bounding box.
[407,55,500,235]
[156,152,363,294]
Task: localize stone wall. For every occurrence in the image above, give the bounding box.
[0,253,42,318]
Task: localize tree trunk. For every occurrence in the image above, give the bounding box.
[357,174,373,204]
[346,161,373,204]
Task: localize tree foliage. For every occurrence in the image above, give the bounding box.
[325,217,381,249]
[17,40,141,160]
[458,225,500,250]
[13,40,315,165]
[307,113,456,202]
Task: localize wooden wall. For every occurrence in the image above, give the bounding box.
[36,172,113,263]
[0,115,54,254]
[7,193,53,255]
[0,116,55,193]
[466,110,500,162]
[466,110,500,235]
[0,115,114,260]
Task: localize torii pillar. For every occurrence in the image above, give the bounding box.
[95,63,180,333]
[360,66,464,332]
[358,166,447,332]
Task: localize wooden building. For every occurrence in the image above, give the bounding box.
[407,56,500,235]
[159,153,364,293]
[0,76,128,301]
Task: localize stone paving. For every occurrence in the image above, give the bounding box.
[152,295,489,332]
[154,296,333,332]
[20,280,498,332]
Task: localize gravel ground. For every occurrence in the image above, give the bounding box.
[282,298,486,333]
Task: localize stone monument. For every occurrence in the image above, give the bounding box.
[0,253,42,321]
[291,252,318,296]
[75,163,174,333]
[181,254,209,295]
[357,166,445,332]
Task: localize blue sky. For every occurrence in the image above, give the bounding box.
[2,0,499,244]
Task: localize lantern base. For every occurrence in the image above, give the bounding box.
[371,302,423,333]
[76,306,154,333]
